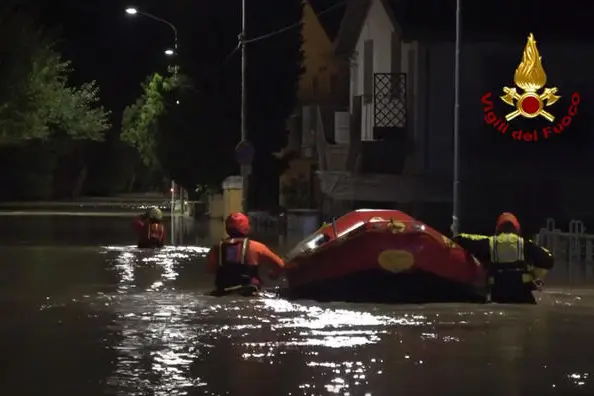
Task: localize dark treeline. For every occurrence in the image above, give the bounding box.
[0,2,112,200]
[0,0,304,206]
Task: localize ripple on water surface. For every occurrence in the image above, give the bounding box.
[8,245,594,395]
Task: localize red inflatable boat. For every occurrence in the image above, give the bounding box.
[284,210,487,303]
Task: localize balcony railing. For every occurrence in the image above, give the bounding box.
[373,72,407,140]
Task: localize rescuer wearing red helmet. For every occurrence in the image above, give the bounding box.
[452,212,554,304]
[207,212,286,296]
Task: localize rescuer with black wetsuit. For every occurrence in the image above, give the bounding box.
[453,212,554,304]
[207,212,285,296]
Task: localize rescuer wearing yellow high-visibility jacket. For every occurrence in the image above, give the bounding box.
[452,212,554,304]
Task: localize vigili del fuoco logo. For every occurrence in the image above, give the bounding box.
[481,33,581,142]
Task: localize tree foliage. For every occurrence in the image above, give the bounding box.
[0,9,113,200]
[121,68,188,169]
[0,11,111,144]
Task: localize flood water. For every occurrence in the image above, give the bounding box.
[1,214,594,395]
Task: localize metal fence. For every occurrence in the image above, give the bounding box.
[535,218,594,285]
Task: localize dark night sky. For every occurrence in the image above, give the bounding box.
[33,0,179,121]
[28,0,594,115]
[29,0,344,130]
[31,0,236,124]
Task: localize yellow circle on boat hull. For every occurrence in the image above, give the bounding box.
[377,249,414,273]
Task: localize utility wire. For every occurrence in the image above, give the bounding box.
[177,1,345,88]
[221,0,346,63]
[244,1,346,44]
[222,41,241,64]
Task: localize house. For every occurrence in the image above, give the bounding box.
[311,0,451,222]
[277,0,349,209]
[320,0,594,227]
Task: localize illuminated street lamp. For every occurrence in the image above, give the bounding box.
[124,6,178,52]
[164,49,174,56]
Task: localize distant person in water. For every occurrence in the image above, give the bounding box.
[207,212,286,296]
[133,206,166,249]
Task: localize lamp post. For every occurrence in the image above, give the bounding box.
[125,7,178,55]
[239,0,250,213]
[451,0,461,236]
[126,6,180,243]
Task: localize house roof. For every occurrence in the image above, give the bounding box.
[333,0,594,56]
[333,0,401,57]
[307,0,346,42]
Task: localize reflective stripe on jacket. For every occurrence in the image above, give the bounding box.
[488,233,531,284]
[148,223,164,241]
[489,233,525,263]
[219,238,250,266]
[215,238,259,291]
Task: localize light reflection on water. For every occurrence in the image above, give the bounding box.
[13,245,594,395]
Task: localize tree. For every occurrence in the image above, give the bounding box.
[56,81,111,140]
[119,76,166,191]
[120,70,180,169]
[0,10,112,199]
[0,11,111,144]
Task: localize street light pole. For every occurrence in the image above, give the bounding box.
[126,6,179,243]
[126,8,178,53]
[451,0,461,236]
[240,0,249,212]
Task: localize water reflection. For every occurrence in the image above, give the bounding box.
[103,246,210,395]
[5,242,594,395]
[95,244,594,396]
[109,297,208,395]
[102,245,210,293]
[101,244,430,395]
[568,372,590,387]
[5,214,594,394]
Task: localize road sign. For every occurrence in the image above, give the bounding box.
[235,140,255,165]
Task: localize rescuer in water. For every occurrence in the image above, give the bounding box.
[453,212,554,304]
[207,212,286,296]
[133,206,166,249]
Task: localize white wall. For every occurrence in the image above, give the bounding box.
[350,0,402,140]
